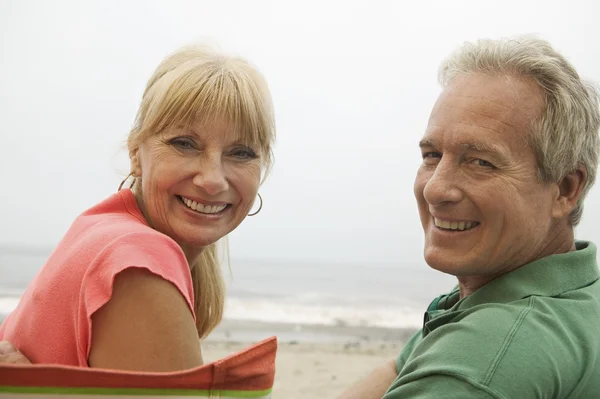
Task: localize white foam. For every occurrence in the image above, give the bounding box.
[0,297,20,316]
[223,296,423,329]
[0,294,424,329]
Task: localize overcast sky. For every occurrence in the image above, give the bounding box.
[1,0,599,265]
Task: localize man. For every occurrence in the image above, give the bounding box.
[3,36,600,398]
[340,36,600,398]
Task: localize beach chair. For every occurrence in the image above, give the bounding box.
[0,337,276,398]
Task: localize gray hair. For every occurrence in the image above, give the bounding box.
[438,36,600,226]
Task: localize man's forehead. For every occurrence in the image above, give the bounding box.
[421,74,542,151]
[435,74,545,120]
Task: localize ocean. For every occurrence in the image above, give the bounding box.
[0,247,456,338]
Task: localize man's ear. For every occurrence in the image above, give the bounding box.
[552,164,587,219]
[129,147,142,177]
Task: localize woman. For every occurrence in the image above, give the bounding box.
[0,44,275,372]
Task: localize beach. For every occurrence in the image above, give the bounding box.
[0,314,413,398]
[0,249,442,397]
[204,319,415,398]
[205,340,405,398]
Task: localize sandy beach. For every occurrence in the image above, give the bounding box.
[204,320,416,398]
[204,340,403,398]
[0,313,414,397]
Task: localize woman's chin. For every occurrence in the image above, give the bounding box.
[163,214,237,257]
[172,230,225,255]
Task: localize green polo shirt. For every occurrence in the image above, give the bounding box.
[383,241,600,399]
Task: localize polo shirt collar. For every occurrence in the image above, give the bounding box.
[457,241,598,311]
[422,241,598,337]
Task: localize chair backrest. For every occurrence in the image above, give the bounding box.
[0,336,277,398]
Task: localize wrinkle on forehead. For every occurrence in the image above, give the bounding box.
[433,102,519,132]
[423,74,545,160]
[441,74,544,118]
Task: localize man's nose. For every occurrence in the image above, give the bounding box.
[422,158,464,206]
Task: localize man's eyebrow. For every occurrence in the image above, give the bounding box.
[458,141,503,154]
[418,138,503,154]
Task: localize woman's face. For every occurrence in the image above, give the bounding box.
[131,121,262,259]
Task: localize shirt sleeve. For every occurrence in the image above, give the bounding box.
[383,375,504,399]
[77,231,195,363]
[395,330,422,373]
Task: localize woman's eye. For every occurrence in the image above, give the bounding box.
[231,147,257,159]
[169,138,195,150]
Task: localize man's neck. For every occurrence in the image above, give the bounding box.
[458,228,576,299]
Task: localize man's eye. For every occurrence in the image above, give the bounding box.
[422,152,442,159]
[475,159,494,168]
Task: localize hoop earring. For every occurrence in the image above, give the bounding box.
[118,173,136,191]
[248,193,263,216]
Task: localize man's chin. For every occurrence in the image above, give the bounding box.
[423,248,478,277]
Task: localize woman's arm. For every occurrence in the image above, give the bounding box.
[89,268,203,372]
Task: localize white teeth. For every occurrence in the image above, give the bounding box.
[434,218,478,231]
[438,220,451,229]
[181,196,227,214]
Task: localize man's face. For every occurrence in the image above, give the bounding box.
[414,73,561,280]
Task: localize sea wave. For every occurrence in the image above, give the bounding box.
[0,293,425,329]
[223,296,423,328]
[0,296,20,319]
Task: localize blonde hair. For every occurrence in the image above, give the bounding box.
[438,36,600,226]
[126,44,276,338]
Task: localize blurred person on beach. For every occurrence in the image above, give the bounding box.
[0,44,276,372]
[340,36,600,398]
